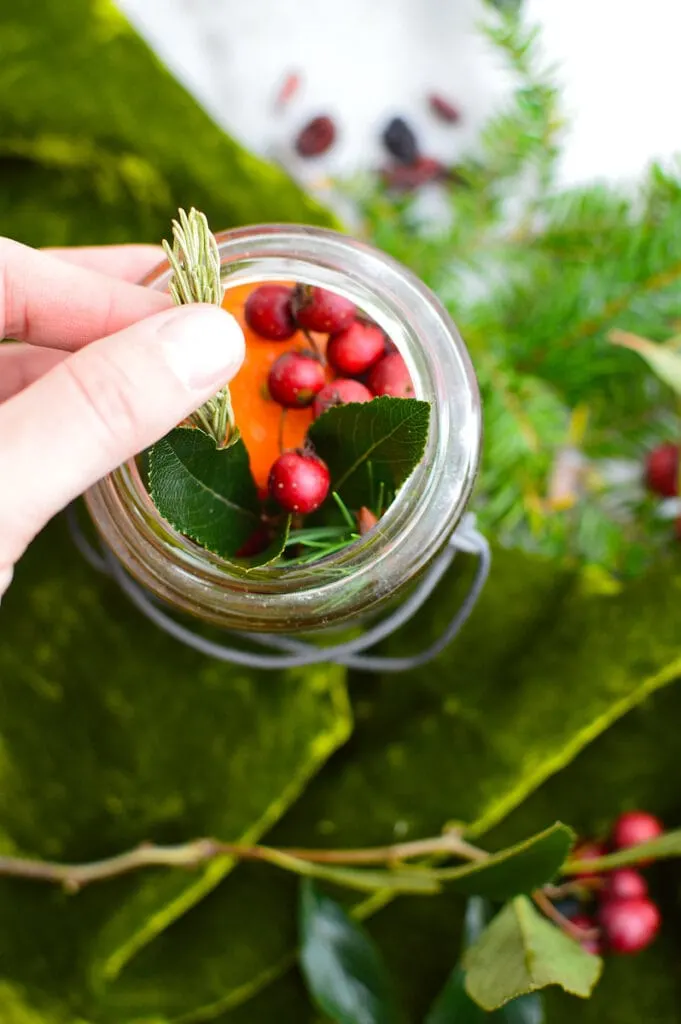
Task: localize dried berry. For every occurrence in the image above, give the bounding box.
[295,115,336,158]
[245,285,296,341]
[313,378,373,419]
[267,351,326,409]
[327,322,386,377]
[381,156,447,191]
[268,450,330,514]
[428,93,461,124]
[292,285,356,333]
[599,898,661,954]
[368,352,415,398]
[645,443,678,497]
[382,116,420,164]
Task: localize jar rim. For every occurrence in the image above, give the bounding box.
[86,224,481,630]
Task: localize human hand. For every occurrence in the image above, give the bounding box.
[0,239,245,600]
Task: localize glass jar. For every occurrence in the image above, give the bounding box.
[85,225,481,634]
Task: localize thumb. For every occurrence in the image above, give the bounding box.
[0,303,245,570]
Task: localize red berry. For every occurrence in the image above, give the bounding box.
[295,115,336,157]
[645,443,678,497]
[268,451,330,514]
[267,352,326,409]
[382,156,447,191]
[327,323,386,377]
[599,898,660,954]
[313,378,373,419]
[368,352,415,398]
[600,869,648,902]
[245,285,296,341]
[612,811,664,853]
[293,285,356,334]
[569,914,602,956]
[571,840,608,879]
[235,526,270,558]
[428,93,461,124]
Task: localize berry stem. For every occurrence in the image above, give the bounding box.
[532,889,600,943]
[301,327,322,359]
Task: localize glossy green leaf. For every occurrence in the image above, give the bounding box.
[307,398,430,509]
[426,966,486,1024]
[610,330,681,395]
[148,427,261,559]
[464,897,602,1011]
[565,828,681,875]
[435,823,573,899]
[299,881,404,1024]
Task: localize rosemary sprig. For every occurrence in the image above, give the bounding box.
[162,208,238,449]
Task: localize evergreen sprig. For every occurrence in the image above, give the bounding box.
[343,6,681,575]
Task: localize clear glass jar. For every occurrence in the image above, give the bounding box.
[85,226,481,634]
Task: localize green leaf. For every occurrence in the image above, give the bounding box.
[299,881,404,1024]
[464,897,602,1011]
[565,828,681,874]
[426,966,486,1024]
[307,397,430,509]
[609,330,681,395]
[435,823,573,899]
[148,427,261,559]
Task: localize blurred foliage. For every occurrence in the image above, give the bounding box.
[1,1,681,1023]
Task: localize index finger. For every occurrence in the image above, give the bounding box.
[0,238,172,351]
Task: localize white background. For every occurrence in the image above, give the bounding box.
[116,0,681,191]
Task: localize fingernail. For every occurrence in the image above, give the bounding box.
[160,305,245,390]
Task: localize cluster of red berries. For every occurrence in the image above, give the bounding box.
[644,443,680,538]
[244,283,414,516]
[567,810,664,956]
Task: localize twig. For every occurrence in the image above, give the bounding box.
[532,889,599,943]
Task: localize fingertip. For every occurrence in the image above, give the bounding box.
[158,304,246,391]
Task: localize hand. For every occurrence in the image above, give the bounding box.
[0,239,245,600]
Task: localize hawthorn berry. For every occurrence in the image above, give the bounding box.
[268,451,330,514]
[368,352,415,398]
[292,285,356,334]
[382,157,446,191]
[612,811,664,853]
[382,116,420,164]
[327,323,386,377]
[235,526,271,559]
[570,840,608,879]
[570,914,602,956]
[245,285,296,341]
[267,352,326,409]
[599,869,648,902]
[313,379,373,419]
[295,115,336,157]
[599,898,661,954]
[645,443,678,497]
[428,93,461,124]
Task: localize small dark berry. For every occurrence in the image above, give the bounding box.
[600,869,648,902]
[599,898,660,954]
[570,914,603,957]
[292,285,356,333]
[313,379,373,419]
[295,115,336,158]
[268,451,330,514]
[612,811,664,855]
[428,93,461,124]
[645,443,678,497]
[570,840,608,879]
[357,506,379,535]
[382,116,420,164]
[381,156,447,191]
[245,285,296,341]
[368,352,415,398]
[267,351,326,409]
[327,323,386,377]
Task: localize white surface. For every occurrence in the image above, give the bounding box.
[116,0,681,191]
